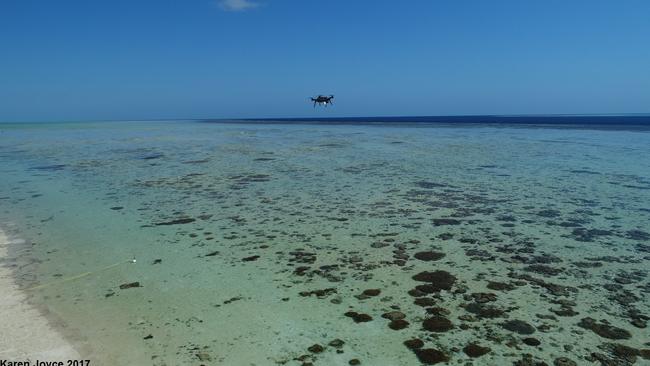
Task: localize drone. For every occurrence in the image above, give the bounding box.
[310,94,334,107]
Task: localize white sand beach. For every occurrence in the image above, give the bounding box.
[0,228,80,363]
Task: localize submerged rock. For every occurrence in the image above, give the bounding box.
[512,273,574,296]
[537,209,561,218]
[404,339,424,350]
[599,343,645,363]
[485,281,513,292]
[553,357,577,366]
[465,302,507,319]
[344,311,373,323]
[550,307,579,317]
[328,339,345,348]
[502,320,536,335]
[119,282,141,289]
[299,288,337,298]
[513,354,547,366]
[640,349,650,360]
[578,318,631,340]
[154,217,195,226]
[308,344,324,353]
[414,297,436,307]
[470,292,497,303]
[413,348,449,364]
[414,251,446,261]
[626,229,650,240]
[362,288,381,297]
[571,228,612,242]
[422,317,454,332]
[523,337,541,346]
[425,307,450,317]
[525,264,563,276]
[432,219,461,226]
[223,296,242,305]
[412,270,456,291]
[381,311,406,321]
[388,319,409,330]
[415,284,439,294]
[463,343,491,357]
[438,233,454,240]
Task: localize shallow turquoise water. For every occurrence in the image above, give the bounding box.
[1,121,649,365]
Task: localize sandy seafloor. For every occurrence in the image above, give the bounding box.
[0,120,649,365]
[0,228,81,362]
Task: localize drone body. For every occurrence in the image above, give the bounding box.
[310,95,334,107]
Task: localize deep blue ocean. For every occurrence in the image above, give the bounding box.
[205,114,650,130]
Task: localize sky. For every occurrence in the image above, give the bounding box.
[1,0,649,122]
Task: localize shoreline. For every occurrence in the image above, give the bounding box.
[0,226,81,363]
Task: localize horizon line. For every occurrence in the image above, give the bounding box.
[2,112,650,125]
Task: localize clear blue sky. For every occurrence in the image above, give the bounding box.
[1,0,649,122]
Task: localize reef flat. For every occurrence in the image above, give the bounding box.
[0,120,649,365]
